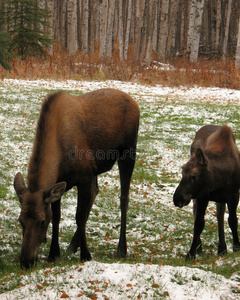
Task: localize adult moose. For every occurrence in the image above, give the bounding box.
[173,125,240,259]
[14,88,140,268]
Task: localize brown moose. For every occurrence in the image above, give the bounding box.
[14,88,140,268]
[173,125,240,259]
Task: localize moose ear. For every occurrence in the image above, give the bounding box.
[44,182,67,204]
[195,148,207,166]
[14,172,26,201]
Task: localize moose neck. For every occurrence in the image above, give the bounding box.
[27,137,60,192]
[27,97,60,192]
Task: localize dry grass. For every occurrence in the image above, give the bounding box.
[1,47,240,89]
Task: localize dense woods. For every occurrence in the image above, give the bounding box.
[0,0,240,65]
[25,1,240,62]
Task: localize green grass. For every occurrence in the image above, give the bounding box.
[1,82,240,296]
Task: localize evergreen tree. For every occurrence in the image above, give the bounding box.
[0,31,12,71]
[1,0,53,58]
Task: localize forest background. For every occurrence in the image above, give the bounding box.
[1,0,240,89]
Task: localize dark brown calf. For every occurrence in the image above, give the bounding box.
[173,125,240,259]
[14,88,140,268]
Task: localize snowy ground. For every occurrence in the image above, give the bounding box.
[1,79,240,299]
[2,261,240,299]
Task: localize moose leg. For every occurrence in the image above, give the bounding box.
[193,199,202,254]
[227,192,240,251]
[69,176,98,261]
[216,202,227,255]
[48,199,61,261]
[186,199,208,260]
[117,149,136,259]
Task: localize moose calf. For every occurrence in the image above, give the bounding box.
[173,125,240,259]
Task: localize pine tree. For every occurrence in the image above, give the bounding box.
[1,0,53,58]
[0,31,12,70]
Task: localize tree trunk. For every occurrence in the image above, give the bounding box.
[139,2,148,61]
[202,0,208,53]
[67,0,78,55]
[46,0,54,55]
[59,0,67,50]
[88,0,96,54]
[82,0,89,54]
[118,0,124,61]
[236,15,240,67]
[105,0,115,60]
[158,0,169,60]
[209,0,215,52]
[91,0,101,49]
[187,0,196,53]
[133,0,145,61]
[152,0,158,52]
[215,0,221,52]
[99,0,108,59]
[165,0,179,59]
[222,0,232,59]
[189,0,205,63]
[38,0,45,33]
[124,0,132,60]
[145,0,157,65]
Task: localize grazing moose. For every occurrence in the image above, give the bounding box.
[173,125,240,259]
[14,88,140,268]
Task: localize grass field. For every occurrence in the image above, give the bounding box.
[1,79,240,299]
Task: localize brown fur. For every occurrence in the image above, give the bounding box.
[205,125,237,157]
[14,88,140,268]
[27,89,140,190]
[174,125,240,259]
[28,93,60,192]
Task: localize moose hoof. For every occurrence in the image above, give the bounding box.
[68,243,79,254]
[233,244,240,252]
[48,248,60,262]
[48,254,59,263]
[196,244,202,255]
[117,247,127,259]
[185,252,196,261]
[218,247,227,256]
[80,251,92,262]
[48,256,55,263]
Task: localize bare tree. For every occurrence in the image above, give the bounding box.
[133,0,145,61]
[99,0,108,59]
[105,0,115,60]
[118,0,124,61]
[158,0,169,60]
[188,0,205,62]
[145,0,157,65]
[82,0,89,55]
[38,0,45,32]
[67,0,78,55]
[187,0,196,53]
[215,0,221,51]
[222,0,232,59]
[124,0,132,60]
[236,14,240,67]
[165,0,180,59]
[46,0,54,54]
[152,0,159,52]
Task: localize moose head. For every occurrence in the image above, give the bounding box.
[14,172,66,268]
[173,148,210,208]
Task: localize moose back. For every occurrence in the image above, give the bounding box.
[14,88,140,268]
[173,125,240,259]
